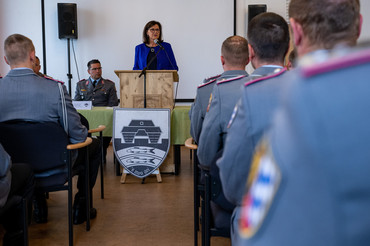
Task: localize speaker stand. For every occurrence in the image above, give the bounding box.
[67,38,72,97]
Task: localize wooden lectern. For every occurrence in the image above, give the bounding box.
[114,70,179,175]
[114,70,179,109]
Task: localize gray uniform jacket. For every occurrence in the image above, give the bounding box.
[235,47,370,246]
[197,70,249,167]
[217,66,287,206]
[74,78,119,107]
[0,144,11,208]
[189,75,221,144]
[0,68,87,144]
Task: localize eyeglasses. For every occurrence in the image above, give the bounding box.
[149,28,160,33]
[90,67,102,71]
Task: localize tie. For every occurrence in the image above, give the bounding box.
[93,80,97,87]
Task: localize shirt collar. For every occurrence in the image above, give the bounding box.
[89,77,102,83]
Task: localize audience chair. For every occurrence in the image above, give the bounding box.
[88,125,106,199]
[0,196,28,246]
[203,170,231,246]
[185,137,201,246]
[0,121,92,246]
[185,138,231,246]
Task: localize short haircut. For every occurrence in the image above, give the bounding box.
[142,20,163,44]
[4,34,35,66]
[248,12,290,63]
[289,0,361,49]
[87,59,100,69]
[221,36,249,67]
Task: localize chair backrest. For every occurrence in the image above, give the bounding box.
[0,121,69,173]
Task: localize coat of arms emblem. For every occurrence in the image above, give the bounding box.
[113,108,170,179]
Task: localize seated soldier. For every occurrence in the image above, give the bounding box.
[0,34,100,225]
[233,0,363,244]
[216,12,290,231]
[74,59,119,163]
[0,143,34,246]
[197,35,250,230]
[189,73,220,144]
[237,44,370,246]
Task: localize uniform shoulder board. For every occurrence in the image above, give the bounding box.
[203,74,221,83]
[245,68,287,87]
[197,78,217,88]
[302,48,370,78]
[216,75,247,85]
[44,76,64,84]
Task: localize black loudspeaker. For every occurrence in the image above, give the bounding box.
[248,4,267,23]
[58,3,78,39]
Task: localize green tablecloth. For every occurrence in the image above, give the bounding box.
[78,107,114,137]
[171,106,191,145]
[78,106,191,145]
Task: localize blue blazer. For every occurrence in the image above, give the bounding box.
[133,42,178,71]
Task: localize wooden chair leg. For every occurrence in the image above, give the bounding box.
[100,132,104,199]
[154,169,162,183]
[120,169,128,184]
[68,152,74,246]
[204,172,211,246]
[193,150,199,246]
[85,145,91,232]
[22,198,29,246]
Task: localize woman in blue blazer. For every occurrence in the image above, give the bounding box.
[133,20,178,71]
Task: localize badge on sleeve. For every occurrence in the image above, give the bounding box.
[227,104,239,128]
[239,138,281,238]
[206,93,213,112]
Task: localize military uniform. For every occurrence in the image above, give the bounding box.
[197,70,248,167]
[74,78,118,107]
[0,143,34,245]
[195,70,248,229]
[0,143,11,208]
[217,66,287,207]
[235,47,370,246]
[0,68,87,143]
[0,68,101,225]
[189,74,220,144]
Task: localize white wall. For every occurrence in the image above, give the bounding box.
[237,0,370,41]
[1,0,370,99]
[0,0,233,99]
[236,0,291,73]
[359,1,370,42]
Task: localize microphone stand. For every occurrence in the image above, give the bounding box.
[67,38,73,97]
[138,46,163,184]
[138,46,163,108]
[155,40,177,109]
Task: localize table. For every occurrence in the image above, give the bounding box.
[171,106,192,145]
[78,106,191,175]
[78,107,113,137]
[170,106,191,175]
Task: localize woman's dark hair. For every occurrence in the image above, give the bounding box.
[142,20,163,44]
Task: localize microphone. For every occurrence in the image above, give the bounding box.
[154,39,164,50]
[154,39,177,71]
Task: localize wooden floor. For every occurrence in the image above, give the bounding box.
[2,146,231,246]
